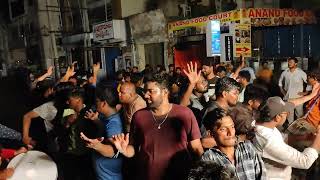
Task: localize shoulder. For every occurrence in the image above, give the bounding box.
[201,148,219,161]
[33,101,56,112]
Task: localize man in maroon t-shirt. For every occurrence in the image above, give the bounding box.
[113,75,204,180]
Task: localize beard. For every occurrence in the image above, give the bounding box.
[146,98,163,109]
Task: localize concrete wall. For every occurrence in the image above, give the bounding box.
[120,0,147,18]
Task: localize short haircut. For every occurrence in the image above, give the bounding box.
[202,58,214,67]
[147,74,170,90]
[96,86,119,108]
[176,67,181,71]
[36,79,55,94]
[131,73,143,84]
[307,70,320,80]
[203,108,228,131]
[288,57,298,63]
[215,77,241,98]
[67,88,84,100]
[216,66,227,73]
[54,82,75,108]
[169,64,174,68]
[257,101,272,122]
[238,70,251,82]
[243,84,268,104]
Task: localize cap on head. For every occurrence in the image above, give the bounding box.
[258,96,294,122]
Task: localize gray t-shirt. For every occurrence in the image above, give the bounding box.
[33,101,57,132]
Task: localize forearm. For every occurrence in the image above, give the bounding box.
[94,143,116,158]
[288,93,314,107]
[180,84,195,107]
[22,116,32,138]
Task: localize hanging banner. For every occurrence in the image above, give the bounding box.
[234,24,251,57]
[168,8,316,38]
[241,8,317,26]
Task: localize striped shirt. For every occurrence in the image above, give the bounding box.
[201,141,266,180]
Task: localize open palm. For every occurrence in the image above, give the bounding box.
[183,62,201,84]
[113,133,129,153]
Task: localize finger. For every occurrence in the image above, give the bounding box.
[194,62,197,72]
[190,61,194,72]
[80,132,92,143]
[125,133,130,142]
[186,63,191,73]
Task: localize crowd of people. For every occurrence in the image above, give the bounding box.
[1,56,320,180]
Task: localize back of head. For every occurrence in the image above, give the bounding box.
[35,79,55,95]
[243,84,268,104]
[216,66,227,74]
[238,70,251,83]
[131,73,143,84]
[215,77,241,98]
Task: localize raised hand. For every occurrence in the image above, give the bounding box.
[46,66,54,76]
[85,109,99,121]
[112,133,129,153]
[80,132,104,150]
[183,62,201,85]
[93,62,100,74]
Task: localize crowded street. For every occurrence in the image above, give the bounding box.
[1,0,320,180]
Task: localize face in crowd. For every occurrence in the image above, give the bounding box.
[225,89,240,107]
[118,84,132,104]
[144,81,169,108]
[202,65,213,77]
[195,75,208,93]
[287,58,297,69]
[212,115,236,148]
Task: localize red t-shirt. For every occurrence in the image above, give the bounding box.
[130,104,201,180]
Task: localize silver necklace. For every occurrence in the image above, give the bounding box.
[151,104,173,129]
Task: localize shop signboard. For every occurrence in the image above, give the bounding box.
[234,24,251,57]
[168,8,316,38]
[241,8,317,26]
[93,21,114,41]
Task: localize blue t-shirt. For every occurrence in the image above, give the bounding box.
[93,113,123,180]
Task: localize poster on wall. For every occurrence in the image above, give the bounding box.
[234,24,251,57]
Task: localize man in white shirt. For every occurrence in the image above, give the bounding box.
[278,57,307,118]
[254,96,320,180]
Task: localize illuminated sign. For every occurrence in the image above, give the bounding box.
[206,21,221,57]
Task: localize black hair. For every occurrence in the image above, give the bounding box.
[67,88,85,100]
[216,66,227,73]
[238,70,251,82]
[176,67,181,71]
[203,108,228,131]
[288,57,298,63]
[202,58,214,67]
[131,73,143,84]
[307,70,320,80]
[146,74,170,90]
[96,85,119,108]
[35,79,55,95]
[243,84,268,104]
[169,64,174,68]
[257,101,272,122]
[215,77,241,98]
